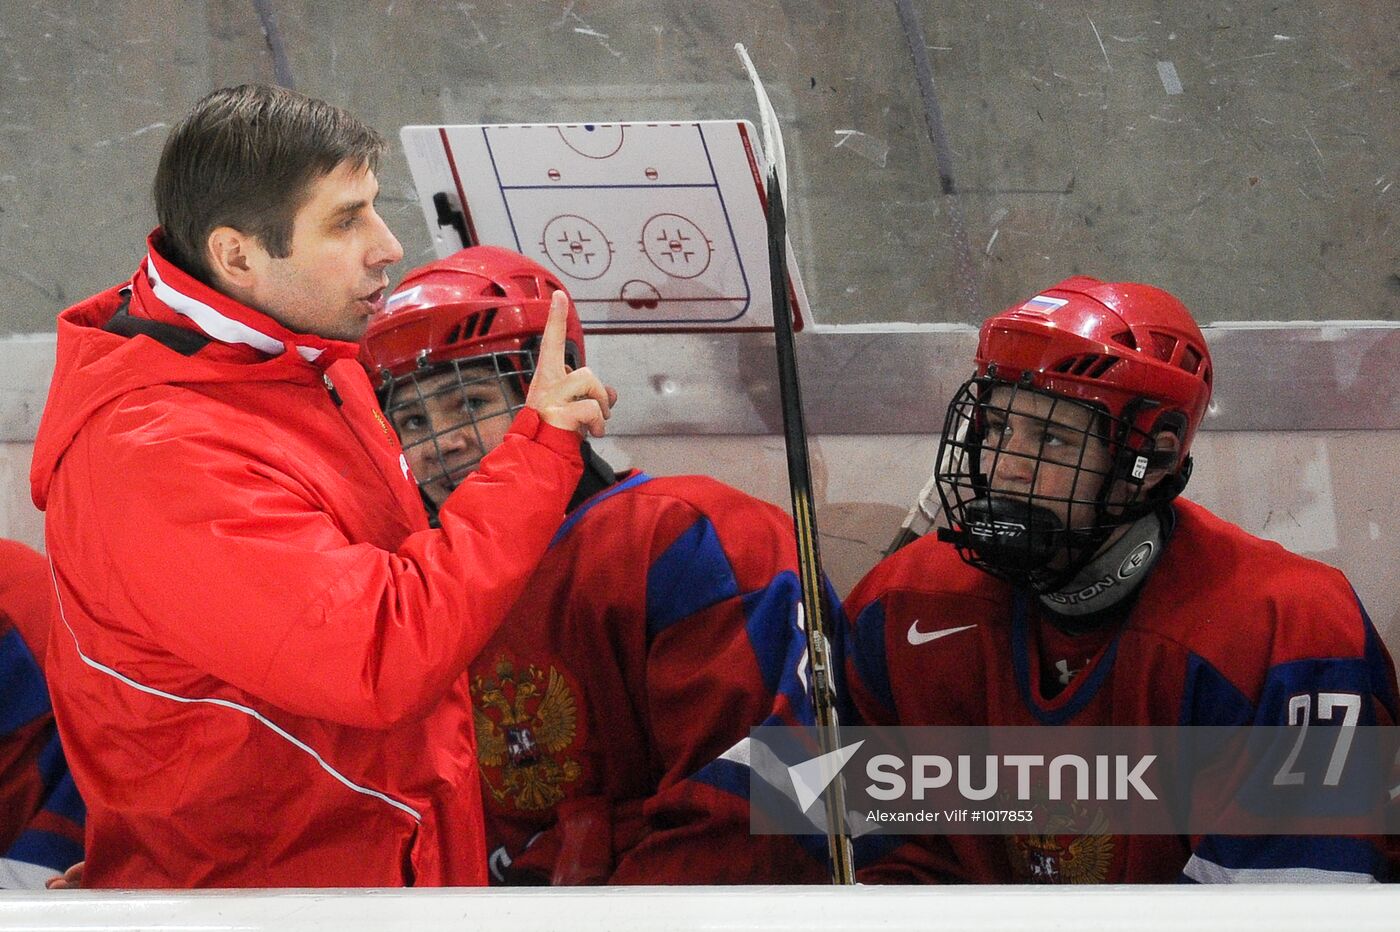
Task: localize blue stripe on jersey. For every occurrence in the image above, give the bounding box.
[1010,591,1121,725]
[1358,596,1399,721]
[849,600,894,722]
[35,725,66,787]
[550,471,651,547]
[1190,834,1385,880]
[645,515,741,640]
[740,570,799,698]
[791,829,834,867]
[691,755,750,801]
[5,828,82,875]
[0,628,50,733]
[36,744,84,827]
[692,738,838,870]
[1179,653,1254,726]
[1257,657,1380,725]
[764,578,841,721]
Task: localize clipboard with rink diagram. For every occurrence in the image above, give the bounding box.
[400,121,809,332]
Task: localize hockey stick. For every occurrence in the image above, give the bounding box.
[737,45,856,886]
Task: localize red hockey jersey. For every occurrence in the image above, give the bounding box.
[0,540,84,888]
[841,498,1398,883]
[469,472,829,884]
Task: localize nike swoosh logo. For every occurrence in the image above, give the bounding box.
[907,621,978,646]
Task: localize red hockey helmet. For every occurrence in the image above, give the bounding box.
[360,244,584,385]
[935,277,1213,592]
[360,246,586,519]
[973,276,1212,466]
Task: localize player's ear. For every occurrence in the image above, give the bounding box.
[1140,430,1181,491]
[206,226,264,294]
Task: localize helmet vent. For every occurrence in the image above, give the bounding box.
[1055,354,1120,379]
[1149,331,1179,363]
[480,282,508,299]
[1111,330,1137,349]
[1181,345,1204,375]
[1088,356,1119,378]
[511,275,541,299]
[444,308,499,345]
[445,314,475,345]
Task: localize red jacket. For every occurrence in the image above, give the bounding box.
[29,234,583,888]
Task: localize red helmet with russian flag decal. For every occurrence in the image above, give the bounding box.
[360,245,584,385]
[933,277,1213,592]
[359,246,585,520]
[973,276,1212,464]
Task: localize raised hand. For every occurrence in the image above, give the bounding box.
[526,290,617,437]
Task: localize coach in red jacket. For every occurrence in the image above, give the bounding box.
[29,84,614,888]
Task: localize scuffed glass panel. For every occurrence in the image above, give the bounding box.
[0,1,1394,335]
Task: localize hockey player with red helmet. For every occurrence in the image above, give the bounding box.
[841,277,1398,883]
[362,246,829,884]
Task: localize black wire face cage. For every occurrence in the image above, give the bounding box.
[379,350,534,520]
[934,376,1158,592]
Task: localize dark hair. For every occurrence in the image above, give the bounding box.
[153,84,385,284]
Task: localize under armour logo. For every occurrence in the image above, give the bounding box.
[1055,659,1083,686]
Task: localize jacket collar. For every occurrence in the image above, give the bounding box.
[136,230,358,366]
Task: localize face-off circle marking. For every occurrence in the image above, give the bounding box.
[540,215,613,281]
[639,213,713,280]
[555,124,625,159]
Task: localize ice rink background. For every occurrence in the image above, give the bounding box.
[1,2,1395,332]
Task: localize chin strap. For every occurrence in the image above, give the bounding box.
[1038,510,1165,619]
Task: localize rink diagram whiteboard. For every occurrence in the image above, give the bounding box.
[401,121,809,332]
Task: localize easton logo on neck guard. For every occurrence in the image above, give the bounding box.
[1038,514,1164,617]
[1042,540,1156,607]
[1043,577,1116,607]
[1118,541,1153,578]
